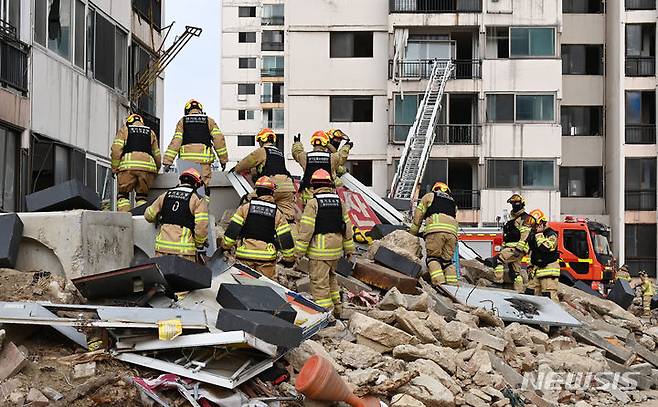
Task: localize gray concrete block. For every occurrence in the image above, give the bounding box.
[0,214,23,268]
[608,279,634,310]
[216,308,302,348]
[25,179,100,212]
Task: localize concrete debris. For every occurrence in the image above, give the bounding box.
[392,344,458,374]
[538,346,609,373]
[395,308,436,343]
[26,388,49,406]
[344,368,382,387]
[467,328,507,352]
[398,373,455,407]
[0,341,28,381]
[73,361,97,379]
[285,339,344,373]
[390,394,425,407]
[349,312,415,352]
[379,287,408,310]
[367,230,422,262]
[339,340,382,369]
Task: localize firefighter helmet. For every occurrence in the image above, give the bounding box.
[126,113,143,125]
[639,270,648,277]
[529,208,548,224]
[310,168,333,185]
[310,130,330,147]
[184,99,203,114]
[327,129,345,141]
[180,168,203,188]
[432,182,451,194]
[506,194,526,205]
[256,128,276,144]
[255,176,276,192]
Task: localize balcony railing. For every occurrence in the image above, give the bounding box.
[262,41,284,52]
[625,190,657,210]
[0,35,28,94]
[626,56,656,77]
[261,94,284,103]
[625,124,656,144]
[389,59,482,80]
[262,16,284,26]
[390,0,482,12]
[626,0,656,10]
[132,0,162,30]
[389,124,481,144]
[264,120,284,129]
[261,67,284,77]
[453,190,480,210]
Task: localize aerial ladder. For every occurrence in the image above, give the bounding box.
[388,60,454,206]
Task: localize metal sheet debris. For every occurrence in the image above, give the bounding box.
[440,283,582,327]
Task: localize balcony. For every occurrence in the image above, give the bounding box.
[261,67,284,77]
[262,16,284,26]
[389,59,481,80]
[625,124,656,144]
[626,0,656,10]
[453,190,480,210]
[390,0,482,13]
[625,190,657,210]
[132,0,162,31]
[261,94,284,103]
[626,56,656,77]
[0,31,28,94]
[262,42,284,52]
[389,124,481,144]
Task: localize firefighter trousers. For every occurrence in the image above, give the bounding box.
[425,232,458,285]
[154,251,196,263]
[494,247,527,292]
[308,259,342,315]
[534,276,559,302]
[240,259,277,280]
[117,170,156,212]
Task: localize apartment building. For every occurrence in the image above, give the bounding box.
[219,0,658,275]
[0,0,164,212]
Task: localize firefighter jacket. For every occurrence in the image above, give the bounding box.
[110,123,161,173]
[292,143,350,190]
[222,195,295,262]
[164,109,228,166]
[410,191,459,237]
[144,185,209,256]
[502,210,535,253]
[616,269,632,282]
[234,144,295,194]
[327,142,352,177]
[296,187,355,260]
[528,228,560,278]
[642,277,656,297]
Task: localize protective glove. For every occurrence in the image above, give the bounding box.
[221,162,227,171]
[294,133,301,143]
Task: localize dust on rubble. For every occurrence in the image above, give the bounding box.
[0,268,82,303]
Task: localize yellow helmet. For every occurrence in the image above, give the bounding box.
[184,99,203,114]
[126,113,143,125]
[327,129,345,141]
[529,208,547,224]
[507,193,525,206]
[432,181,450,194]
[256,128,276,144]
[310,130,330,147]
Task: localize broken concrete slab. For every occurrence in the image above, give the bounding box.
[572,328,635,364]
[73,361,96,379]
[0,214,23,268]
[26,388,49,407]
[379,287,408,310]
[560,283,641,329]
[25,179,100,212]
[15,210,133,279]
[626,335,658,369]
[608,279,635,310]
[392,344,458,374]
[398,373,455,407]
[538,346,609,373]
[217,284,297,324]
[390,394,425,407]
[353,259,418,294]
[418,279,456,319]
[406,359,461,396]
[216,308,302,348]
[374,246,422,278]
[439,320,470,349]
[467,328,506,352]
[285,339,343,373]
[344,368,381,387]
[367,229,422,262]
[395,308,437,343]
[348,312,414,352]
[0,342,28,381]
[338,340,382,369]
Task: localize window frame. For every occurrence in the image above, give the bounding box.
[486,93,556,123]
[237,83,256,95]
[561,44,604,75]
[238,110,255,120]
[329,31,374,58]
[559,166,604,198]
[237,135,256,146]
[509,26,556,58]
[35,0,88,71]
[563,0,604,13]
[329,96,374,122]
[486,158,556,189]
[238,6,256,17]
[561,105,604,137]
[238,31,257,43]
[238,57,257,69]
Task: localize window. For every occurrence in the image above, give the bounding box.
[263,4,284,25]
[238,6,256,17]
[625,91,656,144]
[238,57,256,69]
[562,45,603,75]
[516,95,554,121]
[262,56,284,76]
[486,94,514,122]
[35,0,85,62]
[238,83,256,95]
[485,27,509,59]
[30,136,87,193]
[131,41,157,115]
[393,94,420,142]
[48,0,72,59]
[561,106,603,136]
[262,30,284,51]
[238,32,256,43]
[626,24,656,76]
[0,126,18,212]
[263,108,284,129]
[262,82,284,103]
[91,11,128,91]
[626,0,657,11]
[238,135,255,146]
[74,0,85,68]
[0,0,20,34]
[330,32,373,58]
[563,0,604,13]
[625,158,656,210]
[345,161,373,187]
[560,167,603,197]
[238,110,255,120]
[625,224,657,277]
[563,229,590,259]
[487,160,555,188]
[330,96,373,122]
[510,27,555,57]
[35,0,47,45]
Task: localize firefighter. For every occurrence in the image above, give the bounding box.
[616,264,632,282]
[326,129,352,177]
[163,99,228,193]
[110,113,161,212]
[295,169,355,316]
[221,176,296,279]
[527,209,560,302]
[409,181,459,286]
[292,130,351,203]
[144,168,209,262]
[231,128,298,223]
[489,194,534,292]
[639,271,655,317]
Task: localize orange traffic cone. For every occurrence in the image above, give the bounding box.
[295,355,381,407]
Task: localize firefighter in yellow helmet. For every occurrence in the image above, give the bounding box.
[110,113,161,212]
[292,131,351,203]
[487,194,534,292]
[144,168,209,262]
[639,271,655,317]
[326,129,353,177]
[295,169,355,316]
[230,128,298,223]
[163,99,228,194]
[410,181,459,286]
[616,264,632,282]
[221,176,296,279]
[527,208,560,302]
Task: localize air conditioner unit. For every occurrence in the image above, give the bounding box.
[238,94,247,101]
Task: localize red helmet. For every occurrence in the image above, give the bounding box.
[310,169,333,186]
[254,176,275,191]
[180,168,203,188]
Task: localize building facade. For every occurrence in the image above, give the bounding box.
[0,0,164,212]
[220,0,658,276]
